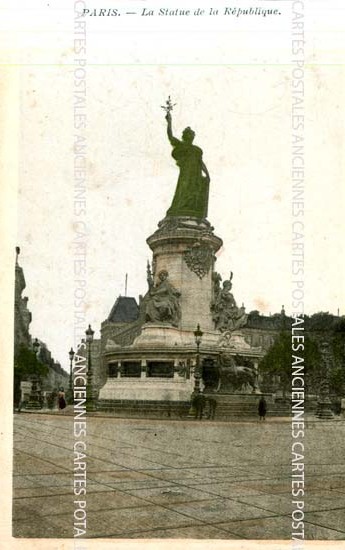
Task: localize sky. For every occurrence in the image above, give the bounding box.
[9,0,345,370]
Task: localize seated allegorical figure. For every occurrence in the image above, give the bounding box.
[145,270,181,327]
[211,272,248,331]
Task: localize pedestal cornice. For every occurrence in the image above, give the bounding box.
[147,216,223,253]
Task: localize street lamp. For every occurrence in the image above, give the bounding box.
[85,324,95,411]
[28,338,41,409]
[33,338,40,354]
[68,347,75,404]
[193,324,203,394]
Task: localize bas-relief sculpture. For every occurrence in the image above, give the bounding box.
[184,241,214,279]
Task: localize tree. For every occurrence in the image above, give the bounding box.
[259,331,322,397]
[329,366,345,397]
[13,344,49,406]
[306,312,337,331]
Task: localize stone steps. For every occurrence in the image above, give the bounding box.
[210,406,291,417]
[25,403,42,410]
[97,399,291,418]
[97,399,191,418]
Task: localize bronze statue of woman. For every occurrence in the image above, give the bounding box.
[165,110,210,219]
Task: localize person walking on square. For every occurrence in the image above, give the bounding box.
[17,397,24,413]
[258,395,267,421]
[58,387,66,412]
[193,392,206,420]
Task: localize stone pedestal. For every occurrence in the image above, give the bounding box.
[26,378,42,410]
[98,217,265,410]
[132,324,220,348]
[147,217,222,331]
[99,376,193,402]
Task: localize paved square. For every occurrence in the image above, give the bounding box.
[12,414,345,539]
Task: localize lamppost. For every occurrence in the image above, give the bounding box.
[252,360,260,394]
[316,341,334,420]
[193,324,203,394]
[85,324,95,411]
[68,347,75,405]
[27,338,41,409]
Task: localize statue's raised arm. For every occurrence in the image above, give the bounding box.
[165,111,179,147]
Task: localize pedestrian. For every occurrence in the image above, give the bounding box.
[258,395,267,421]
[57,387,66,412]
[207,397,217,420]
[17,397,23,413]
[193,392,206,420]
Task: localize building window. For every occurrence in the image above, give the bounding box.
[122,362,141,377]
[146,361,174,378]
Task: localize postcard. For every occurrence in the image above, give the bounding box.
[1,1,345,549]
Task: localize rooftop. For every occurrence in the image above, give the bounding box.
[107,296,139,323]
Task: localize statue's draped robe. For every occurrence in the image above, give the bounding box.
[145,279,181,326]
[167,137,209,218]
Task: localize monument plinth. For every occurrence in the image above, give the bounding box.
[146,216,222,332]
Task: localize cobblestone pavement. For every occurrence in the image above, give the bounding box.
[12,414,345,539]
